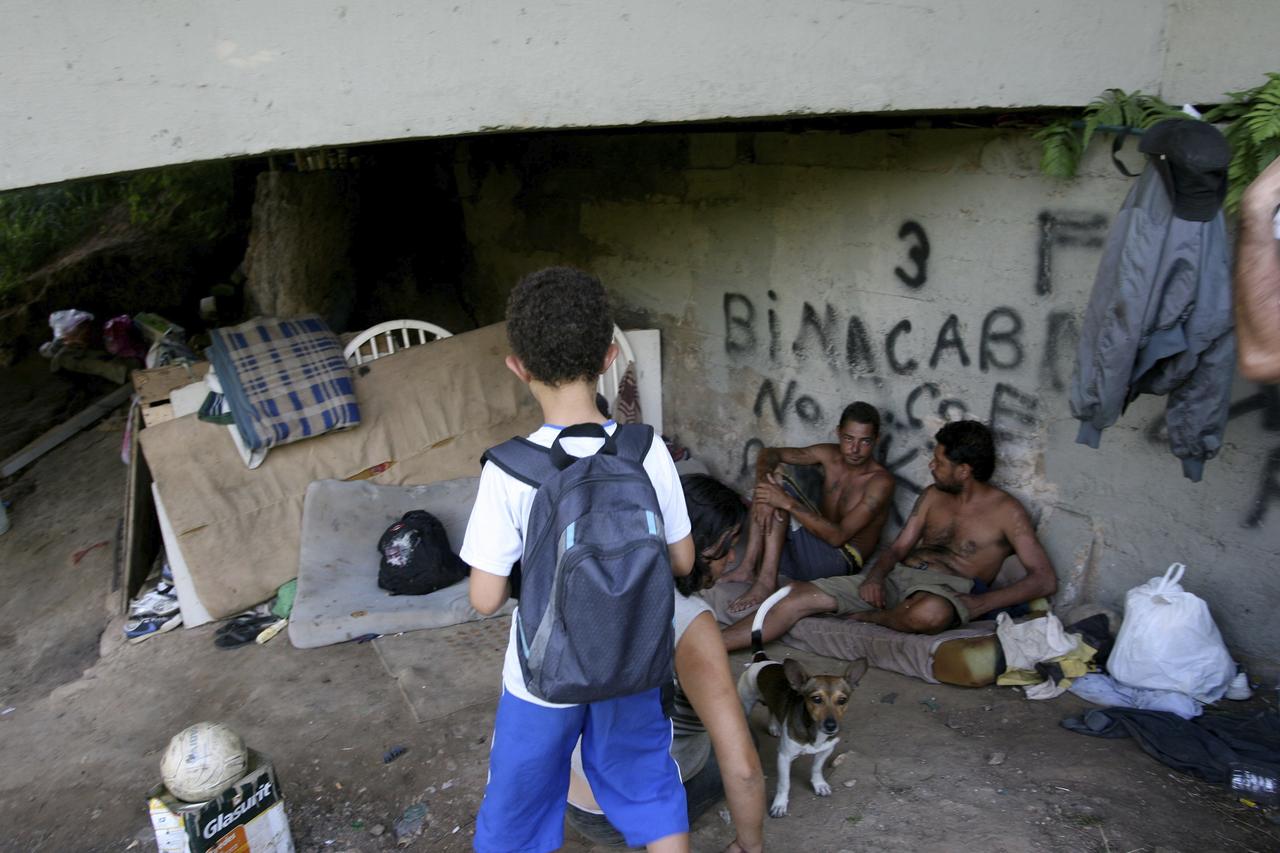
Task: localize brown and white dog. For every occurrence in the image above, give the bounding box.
[737,585,868,817]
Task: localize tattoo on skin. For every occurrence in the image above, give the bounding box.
[1010,509,1032,540]
[908,493,926,518]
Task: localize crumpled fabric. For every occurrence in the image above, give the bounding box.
[1068,161,1235,482]
[1068,672,1202,719]
[996,612,1077,670]
[614,361,643,425]
[996,612,1097,699]
[1061,708,1280,785]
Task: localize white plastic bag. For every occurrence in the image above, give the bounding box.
[1108,563,1234,703]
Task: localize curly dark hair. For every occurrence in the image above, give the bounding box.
[935,420,996,482]
[677,474,747,597]
[505,267,615,386]
[839,401,881,436]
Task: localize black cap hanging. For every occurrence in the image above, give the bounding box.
[1138,119,1231,221]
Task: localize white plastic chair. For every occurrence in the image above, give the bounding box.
[343,320,453,366]
[597,326,637,410]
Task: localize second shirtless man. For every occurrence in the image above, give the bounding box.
[723,419,1058,650]
[723,402,895,614]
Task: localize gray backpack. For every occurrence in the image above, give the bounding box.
[481,423,674,704]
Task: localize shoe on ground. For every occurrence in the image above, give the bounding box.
[125,613,182,644]
[129,584,179,618]
[1226,671,1253,701]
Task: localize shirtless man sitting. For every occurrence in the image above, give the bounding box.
[723,419,1057,650]
[722,402,895,614]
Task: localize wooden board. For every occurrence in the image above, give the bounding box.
[0,384,133,479]
[132,361,208,429]
[132,361,209,406]
[141,402,175,428]
[121,401,161,611]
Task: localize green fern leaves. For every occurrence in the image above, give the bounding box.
[1205,73,1280,213]
[1039,74,1280,214]
[1033,120,1081,178]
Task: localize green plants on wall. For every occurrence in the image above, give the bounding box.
[0,162,235,299]
[1035,73,1280,213]
[1202,74,1280,213]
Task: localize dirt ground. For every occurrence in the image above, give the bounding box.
[1,389,1278,853]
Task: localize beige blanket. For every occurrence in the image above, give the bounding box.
[140,322,540,618]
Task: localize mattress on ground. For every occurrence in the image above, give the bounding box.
[288,477,513,649]
[700,579,996,684]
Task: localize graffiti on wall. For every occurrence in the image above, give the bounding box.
[1035,211,1107,296]
[726,217,1076,524]
[1144,384,1280,528]
[724,211,1278,530]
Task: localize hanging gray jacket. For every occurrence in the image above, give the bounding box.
[1069,129,1235,482]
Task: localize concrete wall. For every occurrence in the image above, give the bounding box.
[455,127,1280,668]
[2,0,1275,191]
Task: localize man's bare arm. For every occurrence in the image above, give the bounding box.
[753,444,834,482]
[961,502,1058,619]
[778,471,894,548]
[1235,156,1280,382]
[668,534,695,578]
[855,488,931,609]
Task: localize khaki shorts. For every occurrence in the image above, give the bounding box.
[811,564,978,625]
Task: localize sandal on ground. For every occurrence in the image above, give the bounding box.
[214,614,277,648]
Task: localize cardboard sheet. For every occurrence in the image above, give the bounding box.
[289,477,512,648]
[140,322,540,619]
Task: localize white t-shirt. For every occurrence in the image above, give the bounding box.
[460,421,692,709]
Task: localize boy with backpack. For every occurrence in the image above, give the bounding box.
[461,267,695,853]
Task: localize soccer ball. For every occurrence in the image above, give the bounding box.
[161,722,249,802]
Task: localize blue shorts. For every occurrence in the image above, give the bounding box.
[780,526,858,581]
[474,687,687,853]
[774,479,861,581]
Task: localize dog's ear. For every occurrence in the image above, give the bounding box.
[782,657,810,691]
[843,658,869,687]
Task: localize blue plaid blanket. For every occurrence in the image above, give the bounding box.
[207,315,360,452]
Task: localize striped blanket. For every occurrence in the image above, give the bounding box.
[208,315,360,452]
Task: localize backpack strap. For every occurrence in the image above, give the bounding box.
[482,424,653,485]
[481,437,557,489]
[612,423,655,463]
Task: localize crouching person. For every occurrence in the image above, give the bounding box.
[568,475,766,853]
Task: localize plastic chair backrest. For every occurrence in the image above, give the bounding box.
[343,320,453,366]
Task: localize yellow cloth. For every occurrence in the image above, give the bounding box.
[997,638,1099,690]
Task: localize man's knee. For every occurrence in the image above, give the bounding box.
[900,594,956,634]
[778,581,837,620]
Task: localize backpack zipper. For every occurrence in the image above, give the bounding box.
[554,537,667,627]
